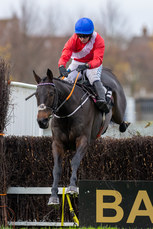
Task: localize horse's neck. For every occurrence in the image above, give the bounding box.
[54,79,84,112]
[54,80,70,100]
[54,79,81,100]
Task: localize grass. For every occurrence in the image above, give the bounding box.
[0,225,119,228]
[0,227,119,229]
[0,227,122,229]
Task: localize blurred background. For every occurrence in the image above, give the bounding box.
[0,0,153,135]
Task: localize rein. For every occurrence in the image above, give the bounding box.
[36,72,88,118]
[54,72,80,113]
[65,72,80,101]
[54,93,89,119]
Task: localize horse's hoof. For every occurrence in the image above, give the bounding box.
[119,121,130,133]
[66,186,78,195]
[48,196,59,205]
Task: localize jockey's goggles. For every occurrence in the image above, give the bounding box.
[77,34,91,38]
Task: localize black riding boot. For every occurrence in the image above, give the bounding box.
[93,80,110,113]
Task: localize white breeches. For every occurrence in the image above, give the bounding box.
[65,60,102,85]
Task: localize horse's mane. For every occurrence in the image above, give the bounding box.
[53,77,72,85]
[53,77,83,89]
[52,77,92,97]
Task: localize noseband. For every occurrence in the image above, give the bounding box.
[37,82,58,112]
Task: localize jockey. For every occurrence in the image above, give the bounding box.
[58,17,109,113]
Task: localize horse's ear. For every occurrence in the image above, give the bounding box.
[47,69,53,82]
[33,70,41,84]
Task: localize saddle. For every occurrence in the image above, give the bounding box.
[77,76,114,108]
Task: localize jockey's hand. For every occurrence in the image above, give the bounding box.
[76,64,89,72]
[59,65,68,77]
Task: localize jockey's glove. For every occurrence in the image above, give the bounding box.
[76,64,89,72]
[59,65,68,77]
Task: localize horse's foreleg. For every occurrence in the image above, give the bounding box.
[48,140,64,205]
[67,135,88,194]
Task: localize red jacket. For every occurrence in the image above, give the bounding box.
[58,31,105,69]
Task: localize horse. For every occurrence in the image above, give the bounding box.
[33,68,129,205]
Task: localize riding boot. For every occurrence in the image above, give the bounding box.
[93,80,110,113]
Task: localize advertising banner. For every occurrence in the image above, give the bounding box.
[79,180,153,228]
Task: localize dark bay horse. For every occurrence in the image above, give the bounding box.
[33,68,129,205]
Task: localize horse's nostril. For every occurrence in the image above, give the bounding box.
[40,118,48,125]
[43,118,49,123]
[37,118,49,129]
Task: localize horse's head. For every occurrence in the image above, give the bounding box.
[33,69,56,129]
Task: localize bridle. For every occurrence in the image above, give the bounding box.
[37,81,89,119]
[37,82,58,113]
[25,72,89,119]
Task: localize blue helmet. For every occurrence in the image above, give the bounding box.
[75,17,94,34]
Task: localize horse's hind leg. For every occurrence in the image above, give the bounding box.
[48,140,64,205]
[119,121,130,132]
[67,135,88,194]
[112,93,130,132]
